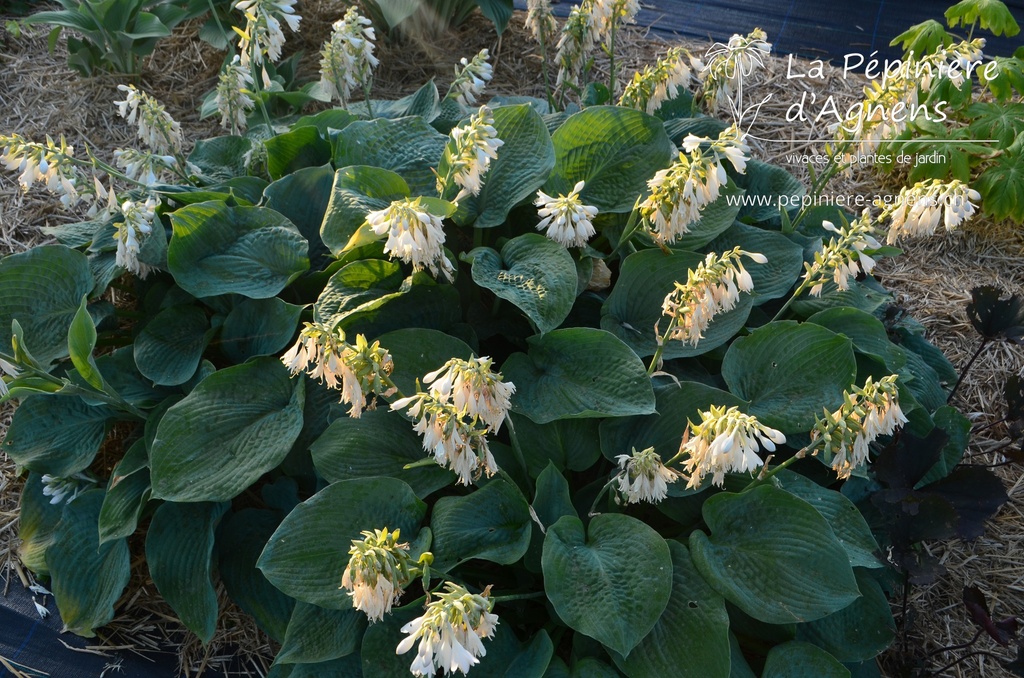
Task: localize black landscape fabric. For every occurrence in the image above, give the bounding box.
[520,0,1024,62]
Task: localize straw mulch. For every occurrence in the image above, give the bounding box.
[1,5,1022,677]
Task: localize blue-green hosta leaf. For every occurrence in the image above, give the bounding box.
[134,304,210,386]
[310,409,454,498]
[258,478,426,609]
[795,569,895,663]
[501,328,655,424]
[333,116,448,196]
[319,166,410,256]
[542,514,672,657]
[612,541,730,678]
[721,321,857,433]
[49,490,131,637]
[731,159,805,224]
[219,297,303,363]
[509,414,602,476]
[98,439,151,545]
[150,357,305,502]
[263,164,335,268]
[0,245,93,366]
[376,327,475,396]
[218,508,296,642]
[469,234,577,334]
[265,125,332,180]
[776,471,883,569]
[17,472,66,578]
[146,501,229,643]
[761,641,850,677]
[705,221,805,304]
[545,106,675,213]
[3,395,115,477]
[689,486,860,625]
[601,248,753,358]
[277,602,366,665]
[808,307,907,373]
[430,478,532,570]
[443,104,554,228]
[167,201,309,299]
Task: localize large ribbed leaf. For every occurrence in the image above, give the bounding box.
[146,501,229,643]
[502,328,655,424]
[689,486,859,625]
[167,201,309,299]
[134,304,210,386]
[49,491,131,637]
[0,245,93,365]
[430,478,532,570]
[150,357,305,502]
[3,395,115,476]
[602,248,753,358]
[545,106,674,213]
[333,117,448,196]
[543,514,672,657]
[469,234,577,334]
[258,478,426,609]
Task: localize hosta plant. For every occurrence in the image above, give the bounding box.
[0,52,1001,678]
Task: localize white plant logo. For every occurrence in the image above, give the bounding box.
[698,28,774,132]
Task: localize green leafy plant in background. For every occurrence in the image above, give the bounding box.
[23,0,225,76]
[0,12,1014,678]
[874,0,1024,223]
[361,0,514,38]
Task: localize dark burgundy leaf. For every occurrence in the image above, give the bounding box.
[1006,375,1024,443]
[967,286,1024,343]
[964,585,1019,646]
[926,467,1009,540]
[873,429,949,490]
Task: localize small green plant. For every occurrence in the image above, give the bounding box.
[24,0,217,75]
[869,0,1024,223]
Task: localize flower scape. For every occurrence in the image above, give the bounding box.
[0,0,1019,676]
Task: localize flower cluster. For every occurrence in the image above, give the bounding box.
[41,473,96,505]
[619,46,695,114]
[392,357,514,485]
[590,0,640,47]
[234,0,301,67]
[281,323,395,417]
[113,148,176,186]
[640,125,750,244]
[439,106,504,202]
[811,375,906,479]
[918,38,986,90]
[525,0,558,49]
[342,528,423,622]
[114,85,183,155]
[0,133,87,209]
[802,212,881,296]
[534,180,599,248]
[832,77,917,157]
[319,6,379,105]
[396,583,498,677]
[450,50,493,107]
[876,179,981,244]
[215,55,255,134]
[661,247,766,346]
[615,447,677,504]
[698,28,772,113]
[115,196,158,278]
[555,3,596,92]
[367,197,455,282]
[679,405,786,489]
